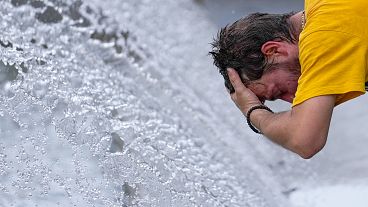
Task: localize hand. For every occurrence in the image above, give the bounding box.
[227,68,263,113]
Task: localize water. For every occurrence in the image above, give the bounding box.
[1,0,358,206]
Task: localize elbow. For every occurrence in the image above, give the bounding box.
[289,135,327,159]
[298,147,321,159]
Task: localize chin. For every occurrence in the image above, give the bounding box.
[286,98,294,103]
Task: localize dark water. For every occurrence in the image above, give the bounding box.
[197,0,303,27]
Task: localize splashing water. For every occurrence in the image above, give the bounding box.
[0,0,311,206]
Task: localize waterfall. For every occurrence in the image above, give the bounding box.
[0,0,310,206]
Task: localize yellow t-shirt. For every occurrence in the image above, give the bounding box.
[292,0,368,106]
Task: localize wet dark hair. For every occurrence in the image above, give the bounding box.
[209,12,296,93]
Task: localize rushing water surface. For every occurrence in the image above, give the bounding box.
[2,0,367,207]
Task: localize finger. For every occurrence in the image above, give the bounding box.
[227,68,246,92]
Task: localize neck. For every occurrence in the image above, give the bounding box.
[289,11,304,41]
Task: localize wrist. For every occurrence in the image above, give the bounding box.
[246,105,274,134]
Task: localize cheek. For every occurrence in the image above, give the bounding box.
[249,88,263,100]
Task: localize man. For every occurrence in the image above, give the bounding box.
[209,0,368,159]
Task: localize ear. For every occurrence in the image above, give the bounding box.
[261,41,288,58]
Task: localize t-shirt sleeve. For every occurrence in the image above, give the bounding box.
[292,30,367,107]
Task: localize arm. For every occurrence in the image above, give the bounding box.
[227,68,335,159]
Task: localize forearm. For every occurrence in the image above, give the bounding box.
[249,109,296,151]
[248,105,331,159]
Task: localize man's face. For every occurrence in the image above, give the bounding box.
[247,58,301,103]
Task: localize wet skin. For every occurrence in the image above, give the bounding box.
[247,68,300,103]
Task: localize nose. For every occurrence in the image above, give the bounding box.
[264,87,279,101]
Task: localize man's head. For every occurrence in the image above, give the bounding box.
[210,12,301,103]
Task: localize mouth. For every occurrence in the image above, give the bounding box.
[284,94,295,103]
